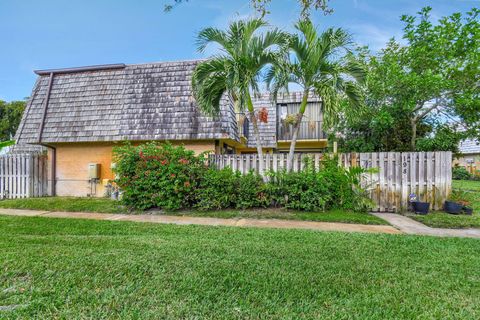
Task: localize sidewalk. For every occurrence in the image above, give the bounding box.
[0,208,401,235]
[2,208,479,238]
[372,212,480,238]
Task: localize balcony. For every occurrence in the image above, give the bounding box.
[277,120,325,141]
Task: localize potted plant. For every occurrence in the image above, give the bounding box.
[409,194,430,215]
[463,206,473,215]
[444,200,463,214]
[412,201,430,215]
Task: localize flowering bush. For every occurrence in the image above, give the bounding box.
[113,142,207,210]
[113,143,373,213]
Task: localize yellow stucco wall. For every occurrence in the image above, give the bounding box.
[50,141,216,197]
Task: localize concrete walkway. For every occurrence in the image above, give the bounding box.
[0,208,401,235]
[372,212,480,239]
[2,208,479,238]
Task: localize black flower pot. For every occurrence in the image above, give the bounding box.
[412,201,430,215]
[463,207,473,215]
[444,201,463,215]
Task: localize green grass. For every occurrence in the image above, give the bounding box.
[453,179,480,192]
[172,208,386,225]
[412,180,480,229]
[0,215,479,319]
[0,197,128,214]
[0,140,14,150]
[0,197,386,225]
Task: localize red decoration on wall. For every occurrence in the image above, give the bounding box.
[257,107,268,123]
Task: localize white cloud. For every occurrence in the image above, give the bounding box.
[350,23,403,51]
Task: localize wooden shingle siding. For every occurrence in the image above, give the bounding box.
[15,60,237,145]
[248,92,323,148]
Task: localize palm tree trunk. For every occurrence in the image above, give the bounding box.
[246,91,265,176]
[287,91,309,172]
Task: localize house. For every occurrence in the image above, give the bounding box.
[12,60,326,197]
[454,138,480,175]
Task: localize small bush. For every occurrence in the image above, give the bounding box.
[113,142,207,211]
[452,166,472,180]
[195,168,269,211]
[236,171,270,209]
[266,156,374,212]
[194,168,239,210]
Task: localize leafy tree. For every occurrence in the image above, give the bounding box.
[338,7,479,152]
[416,125,464,154]
[164,0,332,18]
[266,19,364,171]
[0,100,25,142]
[191,18,287,175]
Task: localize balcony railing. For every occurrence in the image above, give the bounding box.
[237,113,250,140]
[277,120,325,140]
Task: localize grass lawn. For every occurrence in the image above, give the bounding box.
[453,179,480,192]
[171,208,386,225]
[0,215,479,319]
[412,180,480,229]
[0,197,387,225]
[0,197,128,214]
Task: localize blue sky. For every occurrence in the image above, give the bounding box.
[0,0,478,101]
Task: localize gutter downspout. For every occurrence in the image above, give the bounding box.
[41,143,56,197]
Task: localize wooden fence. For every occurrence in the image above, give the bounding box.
[0,154,49,199]
[209,152,452,212]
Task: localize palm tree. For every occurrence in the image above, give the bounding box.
[192,18,287,175]
[266,19,365,171]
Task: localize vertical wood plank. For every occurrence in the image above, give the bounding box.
[401,153,409,211]
[386,152,394,212]
[378,152,385,212]
[434,152,441,210]
[418,152,425,202]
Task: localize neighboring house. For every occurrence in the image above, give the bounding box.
[12,60,326,197]
[454,138,480,175]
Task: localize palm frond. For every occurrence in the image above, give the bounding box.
[191,58,229,116]
[196,27,230,53]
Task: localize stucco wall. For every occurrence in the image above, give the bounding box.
[51,141,215,197]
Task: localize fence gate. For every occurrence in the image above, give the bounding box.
[209,151,452,212]
[0,154,49,199]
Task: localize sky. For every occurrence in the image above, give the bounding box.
[0,0,478,101]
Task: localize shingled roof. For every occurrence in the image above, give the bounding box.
[459,138,480,155]
[15,60,238,145]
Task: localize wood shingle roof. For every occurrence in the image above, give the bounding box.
[15,60,238,145]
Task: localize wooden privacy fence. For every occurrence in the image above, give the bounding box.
[0,154,49,199]
[209,152,452,212]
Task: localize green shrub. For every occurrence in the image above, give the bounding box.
[194,168,239,210]
[194,168,269,211]
[266,156,374,212]
[113,142,373,213]
[113,142,207,211]
[236,171,270,209]
[452,166,472,180]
